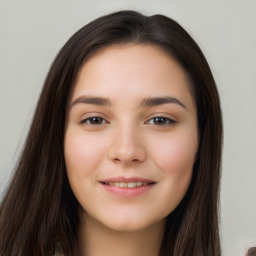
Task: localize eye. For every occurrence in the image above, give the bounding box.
[146,116,176,126]
[81,116,107,126]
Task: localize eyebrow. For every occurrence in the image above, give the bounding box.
[140,96,187,109]
[70,96,112,108]
[70,96,186,109]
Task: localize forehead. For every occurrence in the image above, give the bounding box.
[70,44,194,106]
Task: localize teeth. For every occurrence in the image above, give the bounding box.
[128,182,137,188]
[120,183,127,188]
[106,182,149,188]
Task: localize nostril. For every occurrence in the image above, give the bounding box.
[113,158,141,163]
[114,158,120,162]
[107,141,146,164]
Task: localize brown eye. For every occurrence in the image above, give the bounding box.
[146,117,176,126]
[81,117,106,126]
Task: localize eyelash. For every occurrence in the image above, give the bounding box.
[145,116,176,126]
[80,116,107,126]
[80,116,176,126]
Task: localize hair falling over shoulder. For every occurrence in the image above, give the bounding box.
[0,10,223,256]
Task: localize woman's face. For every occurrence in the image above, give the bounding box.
[64,44,198,232]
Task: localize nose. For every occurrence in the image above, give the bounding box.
[107,124,146,165]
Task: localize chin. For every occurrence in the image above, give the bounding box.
[101,215,163,233]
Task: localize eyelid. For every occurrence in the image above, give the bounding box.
[79,112,110,125]
[145,114,177,125]
[80,117,107,125]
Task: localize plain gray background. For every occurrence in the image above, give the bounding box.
[0,0,255,255]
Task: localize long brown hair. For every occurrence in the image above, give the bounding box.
[0,10,223,255]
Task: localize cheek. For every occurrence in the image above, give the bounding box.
[151,131,198,187]
[64,130,105,181]
[136,131,198,220]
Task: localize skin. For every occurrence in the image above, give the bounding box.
[64,44,198,256]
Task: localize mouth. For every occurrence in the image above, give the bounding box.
[99,177,156,197]
[100,181,154,188]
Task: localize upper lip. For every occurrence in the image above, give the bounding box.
[99,176,156,183]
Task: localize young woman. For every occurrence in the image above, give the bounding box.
[0,10,223,256]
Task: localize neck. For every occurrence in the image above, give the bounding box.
[78,213,165,256]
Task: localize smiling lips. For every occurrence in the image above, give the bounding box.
[103,181,150,188]
[99,177,156,197]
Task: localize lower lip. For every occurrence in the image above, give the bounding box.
[100,183,154,197]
